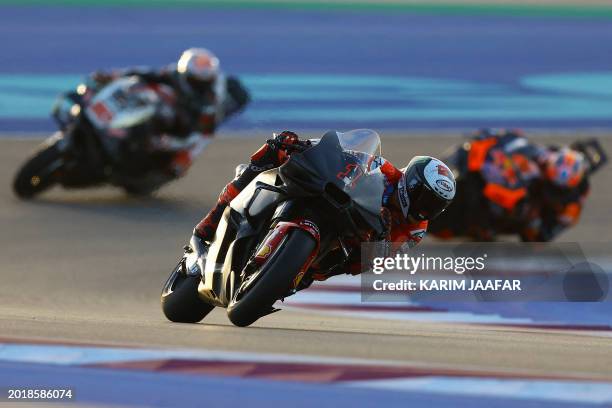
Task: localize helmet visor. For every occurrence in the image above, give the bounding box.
[186,75,213,94]
[409,184,451,221]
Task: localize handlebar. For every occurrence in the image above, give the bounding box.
[267,138,312,154]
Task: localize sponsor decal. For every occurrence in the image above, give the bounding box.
[249,163,275,172]
[397,175,410,217]
[292,270,307,289]
[289,219,321,290]
[255,244,273,260]
[436,178,453,192]
[89,101,114,123]
[424,159,456,200]
[436,164,451,177]
[398,186,408,208]
[300,219,320,238]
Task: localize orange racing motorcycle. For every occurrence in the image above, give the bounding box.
[428,137,607,241]
[161,130,386,327]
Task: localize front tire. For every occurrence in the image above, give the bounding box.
[13,143,63,199]
[227,229,316,327]
[161,262,214,323]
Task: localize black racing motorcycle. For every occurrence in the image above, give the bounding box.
[13,76,179,198]
[161,129,386,327]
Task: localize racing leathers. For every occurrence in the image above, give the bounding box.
[194,131,428,282]
[88,64,250,176]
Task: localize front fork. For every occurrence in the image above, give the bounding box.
[244,218,321,293]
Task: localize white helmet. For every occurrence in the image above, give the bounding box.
[397,156,456,221]
[176,48,220,92]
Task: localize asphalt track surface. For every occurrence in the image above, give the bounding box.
[1,2,612,406]
[1,134,611,387]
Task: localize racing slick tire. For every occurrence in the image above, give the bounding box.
[13,143,63,199]
[161,261,214,323]
[227,229,316,327]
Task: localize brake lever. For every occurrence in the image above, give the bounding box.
[270,139,311,153]
[285,141,310,153]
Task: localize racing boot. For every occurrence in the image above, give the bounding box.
[194,131,300,242]
[194,182,240,242]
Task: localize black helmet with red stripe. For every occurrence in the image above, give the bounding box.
[397,156,456,221]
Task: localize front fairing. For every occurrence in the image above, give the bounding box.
[80,77,173,165]
[51,91,83,130]
[85,77,160,131]
[279,130,385,234]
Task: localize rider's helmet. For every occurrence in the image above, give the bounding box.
[543,147,587,189]
[397,156,456,221]
[176,48,220,94]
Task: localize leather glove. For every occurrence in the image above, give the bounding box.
[275,130,299,144]
[266,131,300,165]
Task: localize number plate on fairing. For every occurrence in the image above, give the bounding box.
[85,77,159,133]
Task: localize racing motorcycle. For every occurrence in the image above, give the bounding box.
[161,129,386,327]
[13,76,179,198]
[428,138,607,241]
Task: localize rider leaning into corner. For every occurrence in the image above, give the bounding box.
[429,128,591,242]
[192,130,456,288]
[87,47,250,177]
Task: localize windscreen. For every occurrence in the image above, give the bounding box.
[279,129,386,233]
[329,130,385,215]
[337,129,382,173]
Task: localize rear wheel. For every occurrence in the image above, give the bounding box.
[161,261,214,323]
[227,229,316,327]
[13,143,63,199]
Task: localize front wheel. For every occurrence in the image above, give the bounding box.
[227,229,316,327]
[13,142,63,199]
[161,261,214,323]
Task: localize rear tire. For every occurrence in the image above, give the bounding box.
[13,143,63,199]
[161,262,214,323]
[227,229,316,327]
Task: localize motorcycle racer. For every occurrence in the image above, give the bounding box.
[193,130,456,283]
[429,128,599,241]
[87,48,250,177]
